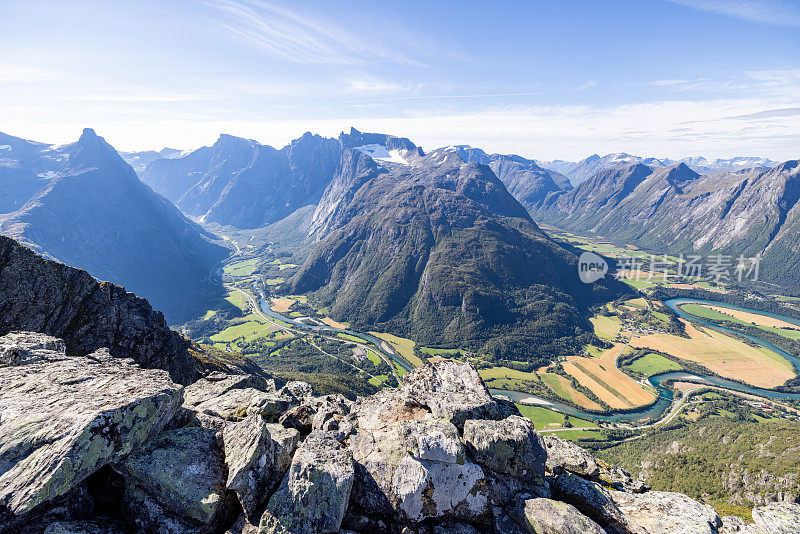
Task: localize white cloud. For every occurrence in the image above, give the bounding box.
[575,80,598,92]
[667,0,800,27]
[206,0,426,66]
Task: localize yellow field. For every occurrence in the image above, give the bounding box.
[539,372,602,410]
[320,317,349,329]
[370,332,426,367]
[270,297,295,313]
[632,320,795,388]
[703,305,800,330]
[591,316,622,340]
[563,357,656,409]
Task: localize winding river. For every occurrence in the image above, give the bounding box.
[257,290,800,424]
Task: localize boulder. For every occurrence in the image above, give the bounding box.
[552,472,646,534]
[517,497,605,534]
[751,502,800,534]
[463,416,547,486]
[278,381,313,401]
[183,377,291,422]
[609,490,722,534]
[0,333,182,519]
[350,418,490,523]
[43,517,127,534]
[401,360,505,428]
[223,414,299,519]
[543,435,600,477]
[719,515,748,533]
[120,426,238,532]
[258,431,354,534]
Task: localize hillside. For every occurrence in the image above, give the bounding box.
[290,136,626,361]
[0,235,249,384]
[531,160,800,291]
[0,128,227,323]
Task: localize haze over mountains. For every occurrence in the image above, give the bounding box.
[0,128,227,323]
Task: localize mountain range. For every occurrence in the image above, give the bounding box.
[538,153,780,186]
[0,128,227,323]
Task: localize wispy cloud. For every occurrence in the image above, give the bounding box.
[667,0,800,27]
[206,0,426,66]
[575,80,598,92]
[648,69,800,98]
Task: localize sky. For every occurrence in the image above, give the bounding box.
[0,0,798,161]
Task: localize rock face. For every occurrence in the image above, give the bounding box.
[463,416,547,486]
[5,340,787,534]
[0,332,182,527]
[258,431,354,534]
[0,235,233,384]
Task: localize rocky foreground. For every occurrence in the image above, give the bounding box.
[1,332,798,533]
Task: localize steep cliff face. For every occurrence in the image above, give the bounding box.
[0,235,233,384]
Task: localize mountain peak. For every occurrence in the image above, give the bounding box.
[80,127,98,139]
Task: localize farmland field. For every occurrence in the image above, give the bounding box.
[563,357,656,409]
[516,404,598,432]
[539,371,602,410]
[680,303,800,340]
[370,332,426,367]
[632,320,795,387]
[270,297,295,313]
[626,353,682,376]
[591,315,622,340]
[223,258,260,277]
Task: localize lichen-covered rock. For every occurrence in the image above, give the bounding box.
[183,372,275,406]
[350,418,490,523]
[517,498,605,534]
[223,414,299,519]
[258,431,354,534]
[182,373,287,421]
[400,360,505,428]
[719,515,748,533]
[751,502,800,533]
[278,381,313,401]
[43,517,127,534]
[609,490,722,534]
[463,416,547,486]
[120,426,237,531]
[552,472,646,534]
[543,435,600,477]
[0,333,182,519]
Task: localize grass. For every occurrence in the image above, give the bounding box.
[515,404,598,431]
[420,347,463,356]
[680,303,800,341]
[370,332,426,367]
[366,349,381,366]
[541,429,604,440]
[393,361,409,377]
[210,314,274,348]
[632,320,795,388]
[223,258,260,277]
[264,277,285,286]
[626,353,683,376]
[591,315,622,341]
[539,372,602,410]
[337,333,364,343]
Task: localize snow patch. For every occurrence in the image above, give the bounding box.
[0,145,10,151]
[354,144,409,165]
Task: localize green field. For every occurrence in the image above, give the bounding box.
[591,315,622,340]
[626,353,682,376]
[516,404,598,432]
[223,258,260,277]
[365,349,382,365]
[210,314,274,347]
[420,347,463,356]
[680,303,800,341]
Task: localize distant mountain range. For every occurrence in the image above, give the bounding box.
[0,129,227,323]
[538,153,780,186]
[120,147,184,173]
[529,160,800,291]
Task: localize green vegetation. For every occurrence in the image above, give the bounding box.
[625,353,682,376]
[516,404,598,431]
[223,258,260,277]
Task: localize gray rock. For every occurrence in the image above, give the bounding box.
[518,497,605,534]
[719,515,748,533]
[183,373,288,421]
[349,418,489,523]
[0,333,182,517]
[543,435,600,477]
[279,381,313,401]
[401,360,505,428]
[552,472,646,534]
[609,489,722,534]
[258,431,354,534]
[223,414,299,519]
[43,517,127,534]
[751,502,800,534]
[120,426,237,530]
[463,416,547,486]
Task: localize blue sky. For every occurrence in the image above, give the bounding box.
[1,0,798,160]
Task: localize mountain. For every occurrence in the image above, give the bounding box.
[291,133,625,361]
[0,235,250,384]
[443,145,572,211]
[0,128,227,323]
[120,147,183,173]
[531,160,800,290]
[538,153,780,186]
[140,132,342,229]
[538,153,671,187]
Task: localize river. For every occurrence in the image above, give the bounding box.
[257,290,800,424]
